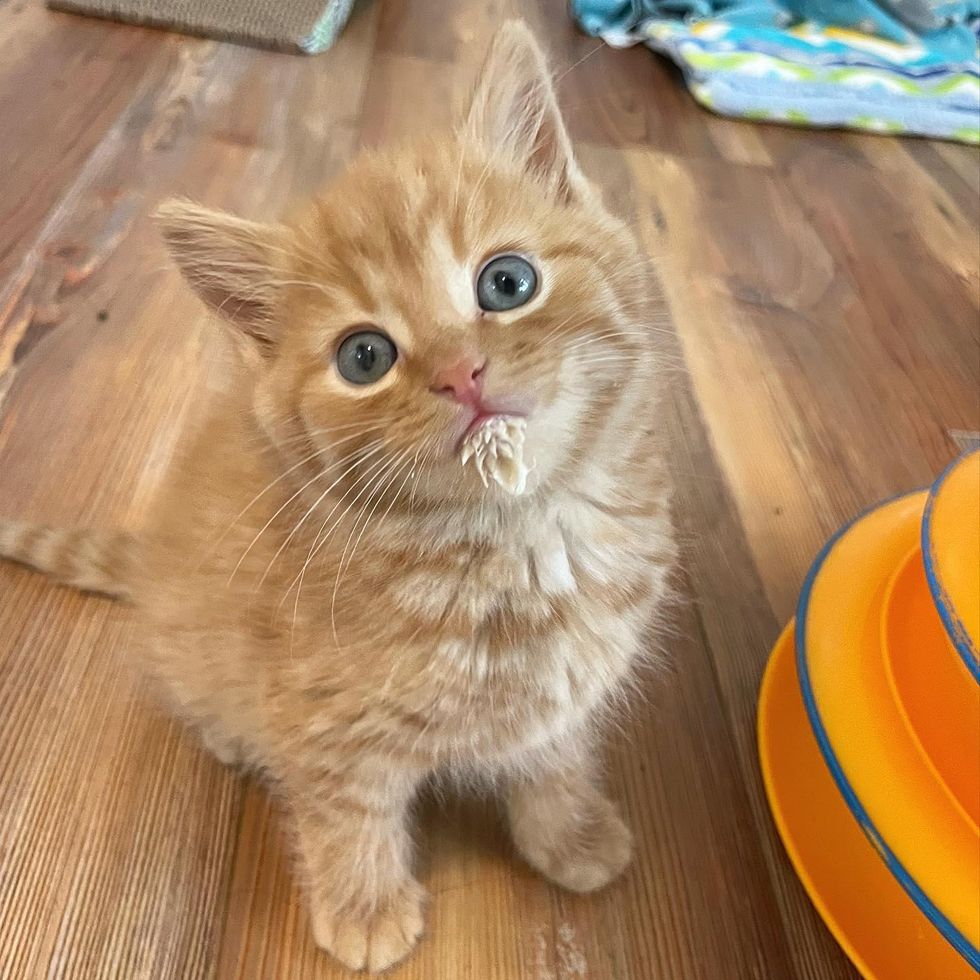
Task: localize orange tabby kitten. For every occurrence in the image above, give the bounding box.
[0,22,674,974]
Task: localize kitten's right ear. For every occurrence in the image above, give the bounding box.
[156,199,289,352]
[462,21,588,202]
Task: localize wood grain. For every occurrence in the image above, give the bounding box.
[1,0,977,977]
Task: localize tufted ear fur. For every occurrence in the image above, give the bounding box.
[156,198,291,353]
[461,21,588,202]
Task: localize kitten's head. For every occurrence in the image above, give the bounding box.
[159,22,655,511]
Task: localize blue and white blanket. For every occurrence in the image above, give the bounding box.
[572,0,980,141]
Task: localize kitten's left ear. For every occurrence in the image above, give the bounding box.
[462,21,589,202]
[156,199,291,355]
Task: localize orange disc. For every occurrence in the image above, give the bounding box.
[797,492,978,964]
[922,449,980,677]
[759,623,979,980]
[883,547,980,828]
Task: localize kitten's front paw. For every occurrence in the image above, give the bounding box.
[311,880,426,974]
[514,794,633,894]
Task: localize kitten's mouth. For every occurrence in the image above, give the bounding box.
[458,414,530,496]
[460,410,522,447]
[450,404,525,453]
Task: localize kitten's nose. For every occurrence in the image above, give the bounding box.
[430,358,486,406]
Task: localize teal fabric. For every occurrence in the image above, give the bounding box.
[571,0,980,141]
[575,0,977,38]
[574,0,978,50]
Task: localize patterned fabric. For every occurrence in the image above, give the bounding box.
[572,0,980,141]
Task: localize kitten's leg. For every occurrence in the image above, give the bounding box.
[506,739,632,893]
[289,763,426,974]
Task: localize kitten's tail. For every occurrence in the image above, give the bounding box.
[0,520,135,600]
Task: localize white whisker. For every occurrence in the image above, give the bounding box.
[246,440,388,588]
[326,445,419,646]
[277,444,402,604]
[202,426,387,572]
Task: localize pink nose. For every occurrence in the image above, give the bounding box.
[431,358,486,405]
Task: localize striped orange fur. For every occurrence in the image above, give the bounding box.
[0,22,675,973]
[0,521,133,598]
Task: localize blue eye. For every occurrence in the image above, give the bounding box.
[476,254,537,312]
[336,331,397,385]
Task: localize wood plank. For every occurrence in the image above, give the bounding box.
[0,3,172,284]
[627,137,978,617]
[621,144,859,979]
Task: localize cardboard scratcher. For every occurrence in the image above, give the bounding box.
[47,0,355,53]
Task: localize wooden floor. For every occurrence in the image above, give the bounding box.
[0,0,977,977]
